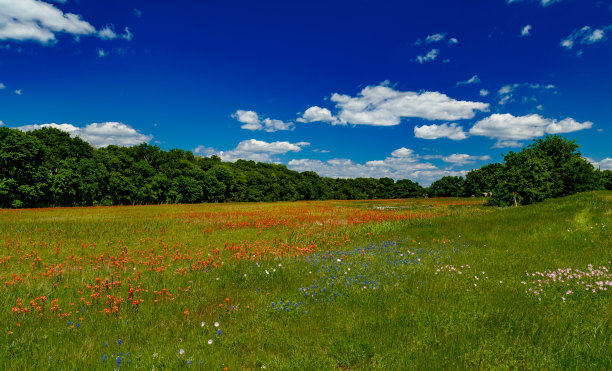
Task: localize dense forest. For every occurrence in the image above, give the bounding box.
[1,126,610,208]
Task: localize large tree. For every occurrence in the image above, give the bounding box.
[489,135,600,206]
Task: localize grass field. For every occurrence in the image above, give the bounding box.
[0,192,610,369]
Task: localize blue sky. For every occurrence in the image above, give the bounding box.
[1,0,611,185]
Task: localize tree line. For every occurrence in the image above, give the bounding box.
[1,126,610,208]
[0,127,424,208]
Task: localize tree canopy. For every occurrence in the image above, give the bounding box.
[0,128,607,208]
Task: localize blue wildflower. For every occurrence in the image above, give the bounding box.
[217,329,221,336]
[116,356,121,366]
[118,339,122,346]
[102,354,107,363]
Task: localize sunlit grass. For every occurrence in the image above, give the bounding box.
[0,193,610,369]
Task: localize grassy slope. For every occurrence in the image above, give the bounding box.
[0,192,610,369]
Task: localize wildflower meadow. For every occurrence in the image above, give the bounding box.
[0,192,610,369]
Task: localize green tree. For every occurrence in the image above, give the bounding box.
[464,163,503,197]
[489,135,599,206]
[0,127,47,208]
[428,176,465,197]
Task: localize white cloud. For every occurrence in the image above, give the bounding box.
[193,145,218,156]
[329,82,489,126]
[390,147,416,159]
[448,37,459,45]
[288,146,488,185]
[122,27,133,41]
[442,154,491,166]
[498,84,518,95]
[97,48,108,58]
[133,9,142,18]
[297,106,341,125]
[456,75,480,86]
[416,48,439,63]
[97,25,117,40]
[211,139,309,162]
[0,120,4,126]
[479,89,489,97]
[14,89,22,95]
[0,0,96,43]
[521,24,532,37]
[425,33,446,44]
[262,118,294,132]
[232,109,294,132]
[561,25,610,50]
[469,113,593,147]
[0,82,5,89]
[288,155,436,181]
[414,123,468,140]
[287,153,467,186]
[15,122,153,147]
[232,110,261,130]
[587,157,612,170]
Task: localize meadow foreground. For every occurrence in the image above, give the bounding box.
[0,193,610,369]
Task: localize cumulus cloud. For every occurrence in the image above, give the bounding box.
[0,0,96,43]
[0,82,5,89]
[480,89,489,97]
[288,156,436,181]
[16,122,153,147]
[232,110,261,130]
[232,109,294,132]
[448,37,459,45]
[469,113,593,147]
[329,82,489,126]
[193,145,218,156]
[587,157,612,170]
[442,154,491,166]
[521,25,532,37]
[204,139,309,162]
[97,25,117,40]
[414,123,468,140]
[297,106,341,125]
[456,75,480,86]
[0,120,4,126]
[425,33,446,44]
[14,89,22,95]
[561,25,611,50]
[122,27,133,41]
[416,48,439,63]
[287,146,491,185]
[390,147,417,159]
[287,153,468,186]
[261,118,293,132]
[97,48,108,58]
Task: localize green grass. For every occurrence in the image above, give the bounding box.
[0,192,610,369]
